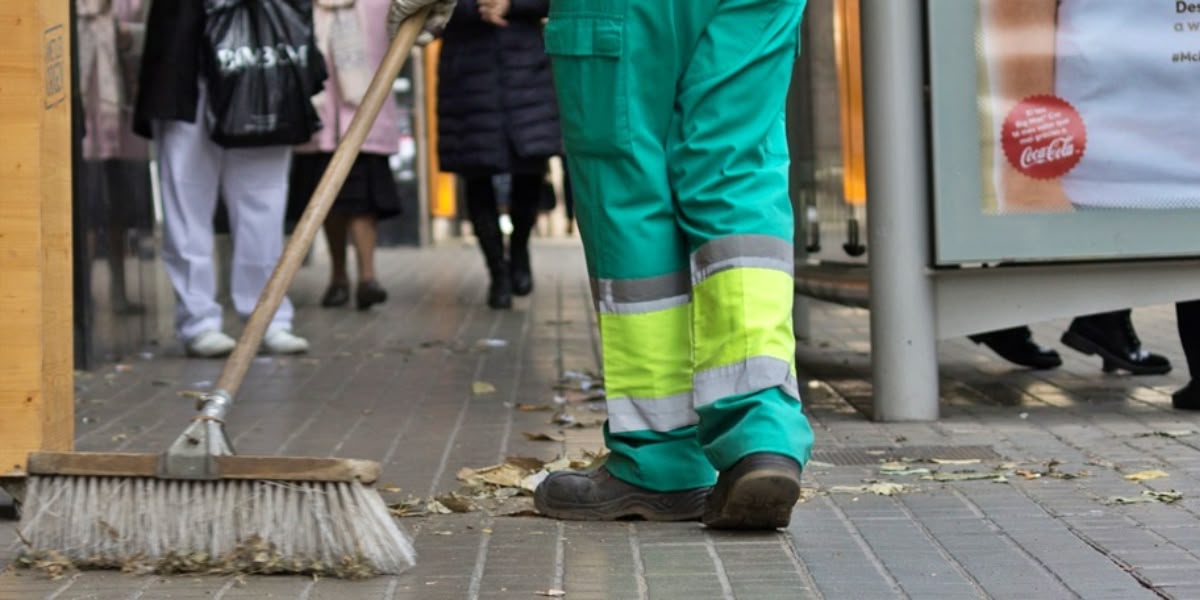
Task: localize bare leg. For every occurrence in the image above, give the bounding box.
[349,213,387,309]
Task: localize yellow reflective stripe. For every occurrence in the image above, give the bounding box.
[599,305,693,400]
[694,356,800,407]
[692,267,794,372]
[606,392,697,433]
[692,235,793,285]
[591,271,691,315]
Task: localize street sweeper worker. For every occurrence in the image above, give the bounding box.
[538,0,814,529]
[389,0,814,529]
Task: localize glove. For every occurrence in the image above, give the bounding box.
[388,0,457,45]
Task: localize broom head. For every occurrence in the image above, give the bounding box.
[15,452,416,578]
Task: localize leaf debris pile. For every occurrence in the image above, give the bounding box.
[387,452,610,518]
[16,536,380,580]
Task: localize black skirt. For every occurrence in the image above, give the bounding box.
[287,152,402,228]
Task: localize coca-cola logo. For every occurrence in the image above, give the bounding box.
[1001,95,1087,180]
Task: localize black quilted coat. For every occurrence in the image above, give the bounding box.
[436,0,561,175]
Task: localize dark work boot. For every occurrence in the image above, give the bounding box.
[703,453,802,530]
[1061,311,1171,375]
[534,467,710,521]
[969,326,1062,370]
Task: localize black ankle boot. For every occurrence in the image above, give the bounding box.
[488,264,513,309]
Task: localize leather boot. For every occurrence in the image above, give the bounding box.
[465,176,512,309]
[969,326,1062,370]
[1061,310,1171,375]
[1174,382,1200,410]
[534,467,710,521]
[508,173,541,297]
[703,453,802,530]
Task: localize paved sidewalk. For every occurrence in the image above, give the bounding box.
[3,239,1200,599]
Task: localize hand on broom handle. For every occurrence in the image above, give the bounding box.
[212,6,433,403]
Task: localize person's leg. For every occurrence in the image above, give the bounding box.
[1063,309,1171,375]
[508,170,546,296]
[464,175,512,309]
[221,144,306,352]
[349,213,387,309]
[321,213,351,307]
[154,116,225,347]
[1174,301,1200,409]
[535,0,717,520]
[669,0,812,528]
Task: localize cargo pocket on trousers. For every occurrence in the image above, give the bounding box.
[544,15,630,157]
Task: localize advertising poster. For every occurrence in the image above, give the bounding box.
[978,0,1200,215]
[928,0,1200,263]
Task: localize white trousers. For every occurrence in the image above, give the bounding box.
[155,86,294,341]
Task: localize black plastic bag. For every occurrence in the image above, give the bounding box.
[203,0,327,147]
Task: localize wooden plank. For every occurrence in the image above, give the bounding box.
[26,452,382,484]
[0,0,74,476]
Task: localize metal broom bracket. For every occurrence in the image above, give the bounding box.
[159,390,236,479]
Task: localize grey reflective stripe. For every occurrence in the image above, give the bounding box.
[693,356,800,407]
[591,271,691,315]
[606,392,698,433]
[691,235,794,284]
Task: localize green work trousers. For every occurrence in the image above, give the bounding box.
[545,0,814,492]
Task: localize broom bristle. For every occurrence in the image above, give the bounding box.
[15,475,416,578]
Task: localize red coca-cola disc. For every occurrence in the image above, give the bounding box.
[1001,95,1087,180]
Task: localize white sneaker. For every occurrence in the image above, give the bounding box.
[262,328,309,355]
[186,330,237,358]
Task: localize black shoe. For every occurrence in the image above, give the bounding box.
[534,467,710,521]
[487,267,513,310]
[356,280,388,311]
[321,283,350,308]
[969,327,1062,370]
[1174,382,1200,410]
[511,252,533,296]
[1061,314,1171,375]
[703,453,802,530]
[511,268,533,297]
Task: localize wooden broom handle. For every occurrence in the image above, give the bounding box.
[214,6,432,397]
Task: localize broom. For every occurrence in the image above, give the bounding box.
[15,6,433,578]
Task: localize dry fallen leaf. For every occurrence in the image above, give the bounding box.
[921,472,1007,483]
[829,482,909,496]
[517,403,554,412]
[1124,469,1169,482]
[1106,490,1183,505]
[879,463,931,477]
[426,501,454,515]
[472,381,497,395]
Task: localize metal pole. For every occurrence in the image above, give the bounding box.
[862,0,938,421]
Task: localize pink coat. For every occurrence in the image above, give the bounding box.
[78,0,150,161]
[297,0,403,156]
